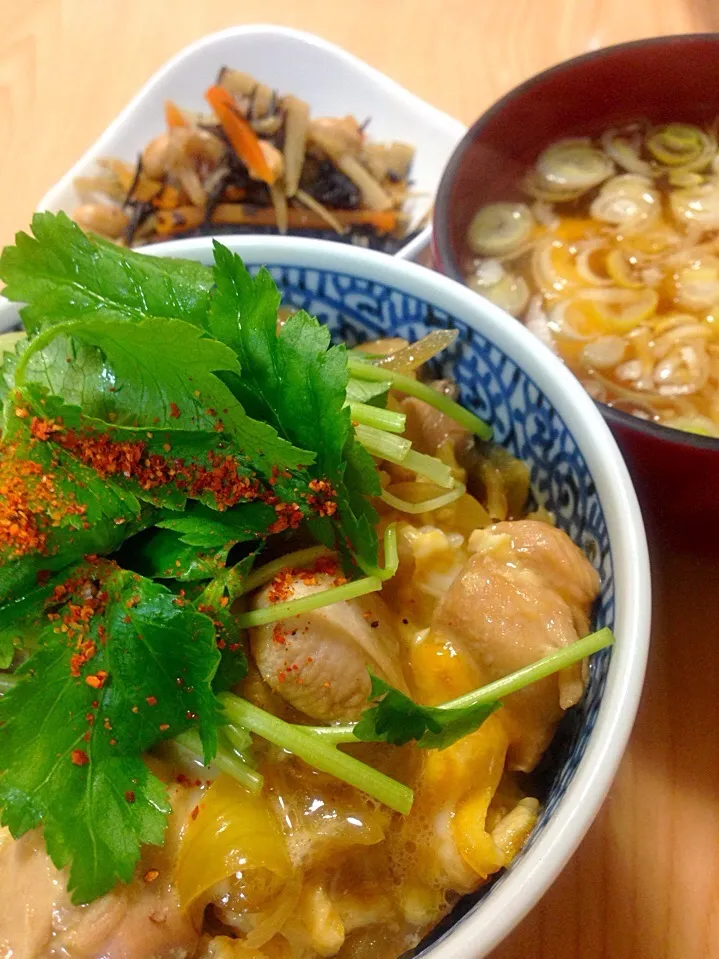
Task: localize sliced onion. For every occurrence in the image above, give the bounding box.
[646,124,716,172]
[590,174,660,231]
[674,256,719,310]
[574,239,613,286]
[522,171,588,203]
[576,286,659,331]
[381,480,466,514]
[467,202,535,256]
[531,237,578,295]
[581,335,627,369]
[670,180,719,230]
[654,342,709,395]
[600,127,653,176]
[535,138,615,193]
[481,273,530,317]
[668,170,705,188]
[547,300,594,341]
[605,248,644,289]
[375,329,459,371]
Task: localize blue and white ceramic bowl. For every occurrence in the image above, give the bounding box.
[6,236,650,958]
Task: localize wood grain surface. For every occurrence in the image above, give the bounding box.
[1,3,718,958]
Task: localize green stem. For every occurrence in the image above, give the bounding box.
[175,730,264,794]
[354,424,412,462]
[357,523,399,581]
[348,403,406,434]
[0,673,19,695]
[240,546,333,596]
[304,627,615,744]
[445,627,614,709]
[219,694,413,814]
[347,356,493,441]
[234,575,382,628]
[401,449,454,488]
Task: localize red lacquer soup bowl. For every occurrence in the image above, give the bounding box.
[433,35,719,541]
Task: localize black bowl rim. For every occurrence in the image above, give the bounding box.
[433,31,719,455]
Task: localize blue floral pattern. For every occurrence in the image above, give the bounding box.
[251,262,616,953]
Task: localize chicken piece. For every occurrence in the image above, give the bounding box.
[250,572,408,722]
[400,387,471,459]
[468,520,600,632]
[432,520,600,771]
[0,784,201,959]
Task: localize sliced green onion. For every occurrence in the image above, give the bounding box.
[381,480,466,514]
[349,403,406,434]
[347,357,492,441]
[235,575,383,628]
[402,449,454,488]
[241,546,333,596]
[174,729,264,794]
[354,424,412,462]
[219,694,413,814]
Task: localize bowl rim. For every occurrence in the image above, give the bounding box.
[35,23,466,262]
[146,233,651,958]
[432,32,719,453]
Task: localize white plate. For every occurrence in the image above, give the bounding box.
[35,25,465,268]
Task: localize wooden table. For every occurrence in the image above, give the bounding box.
[2,3,718,958]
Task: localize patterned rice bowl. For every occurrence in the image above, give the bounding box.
[110,236,654,955]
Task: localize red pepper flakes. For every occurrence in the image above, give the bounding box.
[272,624,286,646]
[169,403,181,419]
[159,723,170,731]
[85,670,109,690]
[143,868,160,883]
[190,805,200,821]
[85,712,95,724]
[185,710,198,721]
[30,416,63,441]
[125,790,136,803]
[0,441,85,558]
[267,569,295,605]
[146,696,157,706]
[71,749,89,766]
[14,407,29,419]
[307,478,338,518]
[268,501,303,534]
[70,640,97,677]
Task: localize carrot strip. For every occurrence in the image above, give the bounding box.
[164,100,188,129]
[152,184,184,210]
[205,85,276,185]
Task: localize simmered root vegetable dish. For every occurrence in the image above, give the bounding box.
[465,121,719,437]
[0,214,610,959]
[71,67,416,250]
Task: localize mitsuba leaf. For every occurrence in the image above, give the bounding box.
[354,674,501,750]
[0,564,221,904]
[0,212,214,333]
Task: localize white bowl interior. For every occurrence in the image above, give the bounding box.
[36,25,466,254]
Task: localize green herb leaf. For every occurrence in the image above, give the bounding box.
[0,406,150,605]
[209,246,380,567]
[0,212,214,334]
[123,527,229,582]
[157,501,276,548]
[0,563,221,903]
[353,674,500,750]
